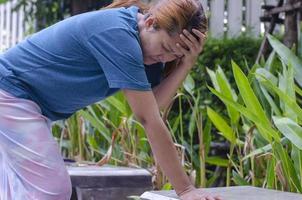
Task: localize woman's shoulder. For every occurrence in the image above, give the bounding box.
[76,6,140,39]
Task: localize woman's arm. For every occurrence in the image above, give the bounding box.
[152,61,190,111]
[122,89,193,194]
[153,29,207,111]
[122,89,221,200]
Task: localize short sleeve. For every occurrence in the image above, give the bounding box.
[144,62,164,88]
[86,28,151,91]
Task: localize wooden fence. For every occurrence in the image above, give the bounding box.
[201,0,281,38]
[0,0,282,51]
[0,0,24,52]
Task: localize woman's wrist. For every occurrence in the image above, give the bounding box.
[178,59,197,70]
[176,184,196,196]
[177,62,194,74]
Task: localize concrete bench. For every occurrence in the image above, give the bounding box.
[140,186,302,200]
[67,165,152,200]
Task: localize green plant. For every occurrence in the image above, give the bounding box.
[206,34,302,192]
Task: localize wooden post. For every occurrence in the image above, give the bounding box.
[210,0,225,38]
[283,0,298,48]
[227,0,243,37]
[17,3,24,43]
[246,0,262,37]
[0,3,4,51]
[256,0,284,63]
[11,0,17,46]
[266,0,282,34]
[4,1,10,49]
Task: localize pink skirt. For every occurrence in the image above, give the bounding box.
[0,89,71,200]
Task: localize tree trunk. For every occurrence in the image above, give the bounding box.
[283,0,298,49]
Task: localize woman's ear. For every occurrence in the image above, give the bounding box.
[144,16,156,30]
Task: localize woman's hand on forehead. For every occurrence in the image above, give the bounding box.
[175,28,207,69]
[179,28,206,51]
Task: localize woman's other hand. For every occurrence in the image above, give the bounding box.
[177,28,207,70]
[179,188,222,200]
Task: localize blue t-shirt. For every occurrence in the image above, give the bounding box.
[0,6,164,121]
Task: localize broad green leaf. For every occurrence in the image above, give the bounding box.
[291,146,302,187]
[273,117,302,150]
[295,85,302,97]
[234,62,275,127]
[206,156,229,167]
[267,34,302,87]
[183,73,195,96]
[217,66,238,100]
[203,117,212,156]
[265,51,276,71]
[78,110,111,142]
[251,77,272,121]
[255,68,278,85]
[260,84,282,116]
[207,107,236,144]
[172,116,180,134]
[188,97,198,138]
[266,157,276,189]
[232,61,271,127]
[208,86,280,142]
[206,67,220,91]
[87,135,99,150]
[247,63,261,83]
[273,142,302,192]
[257,75,302,121]
[243,137,288,160]
[255,69,281,115]
[106,95,128,115]
[216,68,240,125]
[280,62,297,120]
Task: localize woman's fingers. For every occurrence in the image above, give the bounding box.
[179,30,197,51]
[204,194,223,200]
[192,28,207,44]
[179,35,194,52]
[216,197,223,200]
[179,29,207,53]
[183,29,199,47]
[176,42,190,56]
[205,196,216,200]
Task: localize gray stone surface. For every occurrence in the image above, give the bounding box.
[76,187,150,200]
[140,186,302,200]
[67,165,152,200]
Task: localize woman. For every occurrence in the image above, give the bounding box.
[0,0,221,199]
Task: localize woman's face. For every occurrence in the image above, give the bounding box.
[139,16,184,65]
